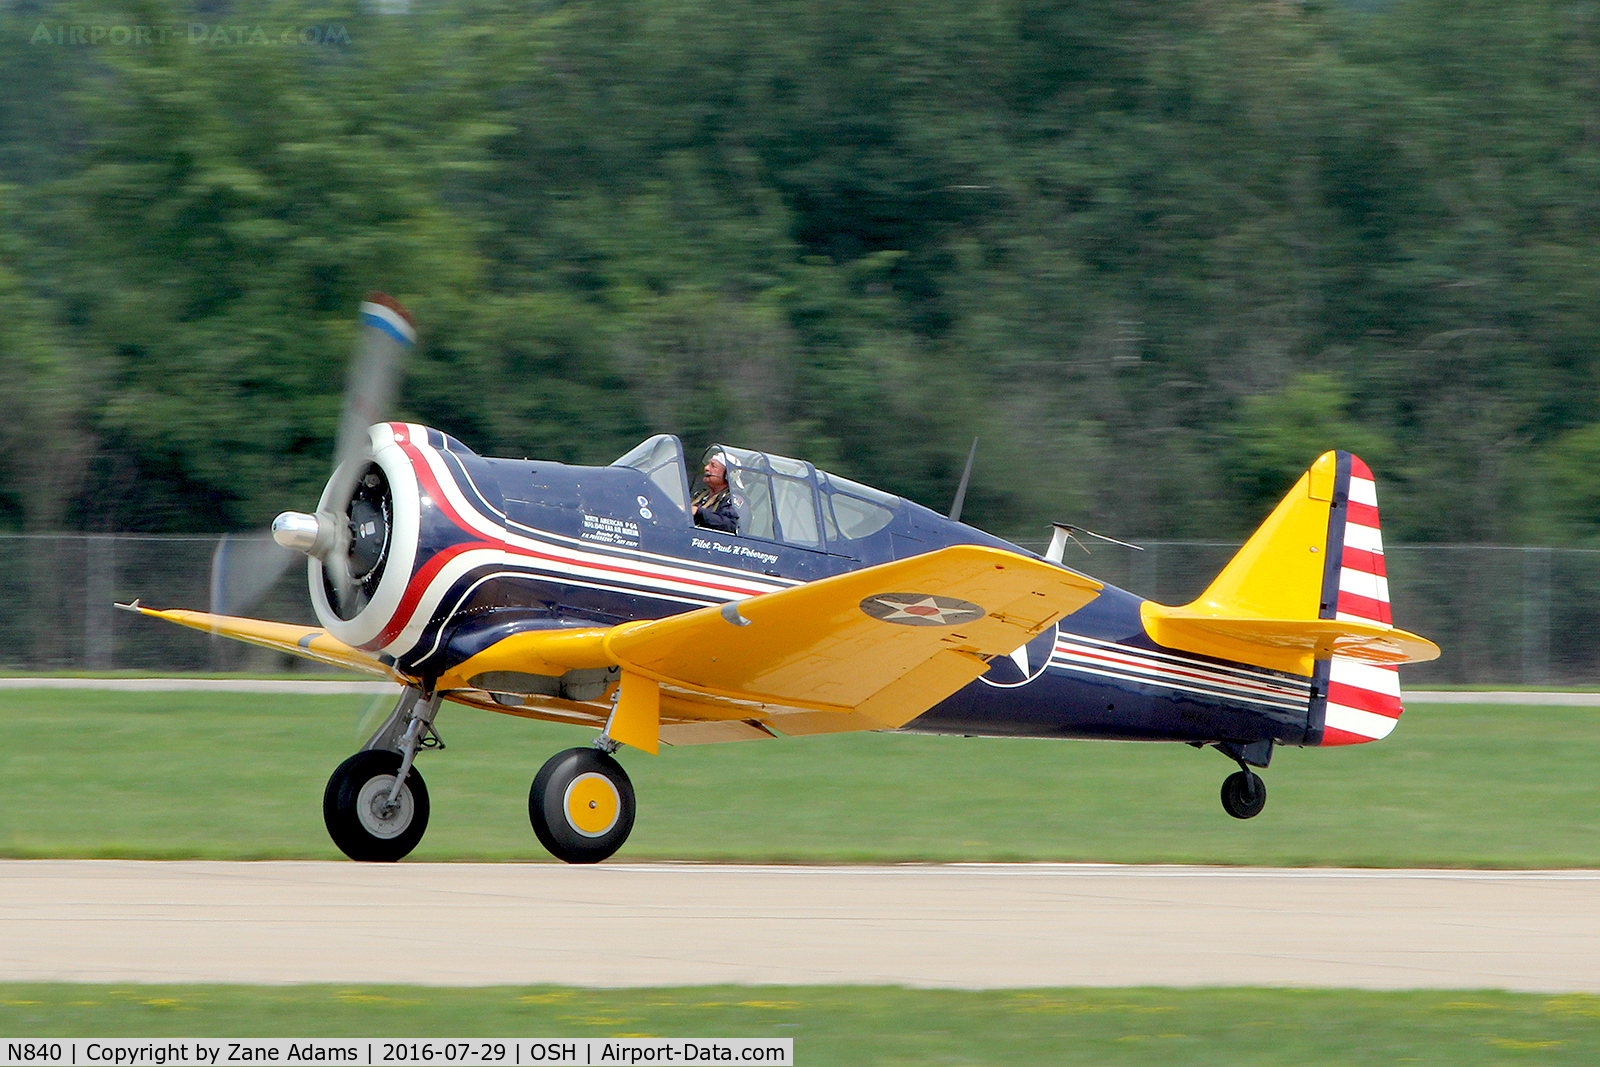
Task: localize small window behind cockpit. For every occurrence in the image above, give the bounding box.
[817,472,897,540]
[768,455,822,549]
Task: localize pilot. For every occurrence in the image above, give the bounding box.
[692,453,739,533]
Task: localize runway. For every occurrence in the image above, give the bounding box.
[3,861,1597,992]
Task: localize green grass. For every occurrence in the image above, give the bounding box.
[3,689,1597,865]
[2,985,1598,1064]
[6,690,1596,1061]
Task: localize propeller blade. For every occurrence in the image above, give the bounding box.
[328,294,416,504]
[322,294,416,617]
[335,295,415,469]
[209,533,298,617]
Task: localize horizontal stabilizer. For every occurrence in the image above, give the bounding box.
[116,603,398,680]
[1142,606,1440,671]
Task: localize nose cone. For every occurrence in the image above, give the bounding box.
[273,511,333,557]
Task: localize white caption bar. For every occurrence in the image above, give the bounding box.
[1,1040,792,1067]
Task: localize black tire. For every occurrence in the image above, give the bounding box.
[1220,770,1267,820]
[323,749,430,861]
[529,747,636,864]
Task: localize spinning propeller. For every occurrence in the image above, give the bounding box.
[267,294,416,618]
[208,532,298,618]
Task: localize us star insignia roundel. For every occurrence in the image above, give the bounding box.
[980,622,1058,688]
[860,592,986,627]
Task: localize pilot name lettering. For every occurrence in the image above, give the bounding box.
[690,537,777,565]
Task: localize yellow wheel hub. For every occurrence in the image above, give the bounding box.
[563,772,621,837]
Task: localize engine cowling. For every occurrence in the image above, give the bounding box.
[308,423,422,650]
[275,422,503,661]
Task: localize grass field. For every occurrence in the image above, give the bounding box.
[3,984,1599,1065]
[2,688,1597,866]
[5,687,1598,1063]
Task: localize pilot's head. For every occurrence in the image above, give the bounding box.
[704,456,728,492]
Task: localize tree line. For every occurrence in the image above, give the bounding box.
[5,0,1600,547]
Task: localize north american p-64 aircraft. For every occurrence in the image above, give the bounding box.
[125,296,1440,863]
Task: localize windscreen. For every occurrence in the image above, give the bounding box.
[612,434,691,515]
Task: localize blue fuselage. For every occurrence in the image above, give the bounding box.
[399,440,1318,750]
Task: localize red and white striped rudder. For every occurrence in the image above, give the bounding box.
[1317,455,1402,745]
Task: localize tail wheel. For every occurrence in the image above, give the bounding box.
[324,749,430,861]
[529,747,635,864]
[1220,770,1266,820]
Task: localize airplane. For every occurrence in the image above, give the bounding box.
[122,295,1440,864]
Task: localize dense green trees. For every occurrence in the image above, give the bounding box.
[5,0,1600,544]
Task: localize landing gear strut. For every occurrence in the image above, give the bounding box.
[323,686,444,861]
[1215,739,1271,820]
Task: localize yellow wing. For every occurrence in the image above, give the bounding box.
[441,545,1102,752]
[125,545,1102,753]
[115,601,400,680]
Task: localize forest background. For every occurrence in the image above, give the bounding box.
[4,0,1600,550]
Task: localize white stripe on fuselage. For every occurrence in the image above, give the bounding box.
[1050,634,1310,713]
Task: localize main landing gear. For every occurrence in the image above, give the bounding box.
[321,686,639,864]
[528,742,637,864]
[323,686,444,862]
[1214,739,1271,820]
[324,749,430,861]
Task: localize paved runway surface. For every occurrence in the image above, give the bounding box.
[3,861,1597,991]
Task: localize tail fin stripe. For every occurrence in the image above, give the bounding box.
[1338,566,1390,602]
[1342,546,1387,577]
[1326,658,1402,740]
[1322,724,1385,747]
[1328,679,1403,718]
[1347,473,1378,506]
[1347,501,1381,528]
[1325,704,1400,740]
[1331,657,1404,695]
[1342,522,1384,553]
[1337,589,1390,623]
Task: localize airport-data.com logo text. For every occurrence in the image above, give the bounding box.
[30,23,352,47]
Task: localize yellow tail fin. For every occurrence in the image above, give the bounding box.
[1140,451,1438,677]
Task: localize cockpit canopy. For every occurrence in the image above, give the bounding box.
[612,434,899,551]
